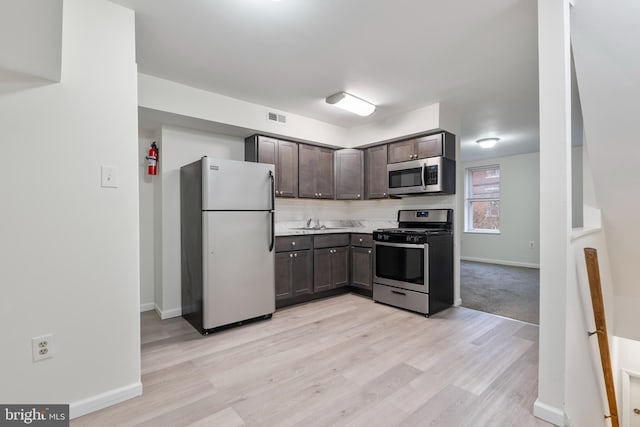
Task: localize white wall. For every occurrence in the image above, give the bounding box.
[564,226,614,427]
[156,126,245,317]
[345,103,441,148]
[138,73,347,147]
[0,0,63,92]
[275,199,350,223]
[571,146,583,228]
[572,0,640,342]
[139,129,156,311]
[460,152,540,268]
[535,0,572,424]
[0,0,140,418]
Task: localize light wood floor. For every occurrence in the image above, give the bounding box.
[72,294,550,427]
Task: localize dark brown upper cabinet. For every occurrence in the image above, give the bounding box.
[245,135,298,197]
[364,144,388,199]
[387,132,455,164]
[335,149,364,200]
[298,144,334,199]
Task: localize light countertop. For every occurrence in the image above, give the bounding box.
[275,220,397,237]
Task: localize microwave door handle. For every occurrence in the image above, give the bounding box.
[421,162,426,189]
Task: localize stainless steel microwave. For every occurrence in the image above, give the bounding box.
[387,156,456,196]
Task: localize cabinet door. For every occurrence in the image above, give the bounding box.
[416,133,443,159]
[316,148,335,199]
[291,250,313,296]
[275,252,292,300]
[388,139,416,163]
[332,247,350,288]
[257,136,278,165]
[277,141,298,198]
[298,144,317,198]
[313,249,332,292]
[351,247,372,289]
[365,145,388,199]
[335,149,363,200]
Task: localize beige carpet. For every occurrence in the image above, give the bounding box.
[460,260,540,324]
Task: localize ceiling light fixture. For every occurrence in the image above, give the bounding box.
[476,137,499,149]
[325,92,376,117]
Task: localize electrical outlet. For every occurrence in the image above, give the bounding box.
[32,334,54,362]
[529,240,535,249]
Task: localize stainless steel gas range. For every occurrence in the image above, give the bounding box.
[373,209,454,316]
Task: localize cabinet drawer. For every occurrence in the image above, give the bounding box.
[373,283,429,314]
[350,233,373,247]
[313,233,349,249]
[275,236,313,252]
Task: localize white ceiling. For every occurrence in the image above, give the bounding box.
[111,0,540,161]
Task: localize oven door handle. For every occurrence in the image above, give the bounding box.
[374,241,426,249]
[391,290,407,296]
[421,162,426,189]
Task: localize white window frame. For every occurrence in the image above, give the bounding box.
[465,165,501,234]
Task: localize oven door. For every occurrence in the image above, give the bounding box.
[374,241,429,293]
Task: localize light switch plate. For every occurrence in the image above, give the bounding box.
[101,165,119,188]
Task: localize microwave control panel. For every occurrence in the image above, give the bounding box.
[425,165,438,185]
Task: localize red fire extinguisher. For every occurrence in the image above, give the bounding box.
[146,142,158,176]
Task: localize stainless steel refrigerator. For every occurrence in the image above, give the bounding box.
[180,156,275,334]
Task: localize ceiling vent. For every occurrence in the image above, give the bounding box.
[266,111,287,125]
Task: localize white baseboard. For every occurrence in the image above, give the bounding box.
[140,302,155,312]
[154,303,182,320]
[533,399,564,426]
[70,381,142,419]
[461,256,540,269]
[454,298,462,306]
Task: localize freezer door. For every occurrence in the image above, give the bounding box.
[202,211,275,329]
[202,157,274,211]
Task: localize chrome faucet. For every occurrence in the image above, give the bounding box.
[306,218,313,228]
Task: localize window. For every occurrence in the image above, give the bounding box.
[465,165,500,233]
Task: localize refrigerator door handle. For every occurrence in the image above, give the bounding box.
[269,171,275,252]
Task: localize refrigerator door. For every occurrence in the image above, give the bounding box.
[202,211,275,329]
[202,157,274,211]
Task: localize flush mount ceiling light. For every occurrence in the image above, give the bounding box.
[476,137,500,149]
[325,92,376,117]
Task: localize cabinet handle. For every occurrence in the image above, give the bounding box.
[391,290,406,296]
[292,241,296,246]
[294,253,297,257]
[368,250,372,254]
[634,408,640,415]
[383,192,387,196]
[315,193,318,197]
[357,194,360,198]
[359,238,363,243]
[319,193,322,197]
[290,253,293,258]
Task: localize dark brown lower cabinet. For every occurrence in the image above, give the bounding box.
[313,246,349,292]
[275,250,313,300]
[351,246,373,290]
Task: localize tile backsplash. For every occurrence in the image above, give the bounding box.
[275,195,456,223]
